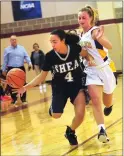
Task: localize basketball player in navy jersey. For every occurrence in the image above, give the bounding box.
[14,29,104,145]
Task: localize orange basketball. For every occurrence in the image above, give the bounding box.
[6,68,26,88]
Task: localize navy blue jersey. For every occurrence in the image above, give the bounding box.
[43,44,84,84]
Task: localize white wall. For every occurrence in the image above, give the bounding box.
[1,2,14,24]
[1,1,122,24]
[118,23,122,46]
[113,1,122,8]
[97,2,115,20]
[1,1,96,24]
[48,1,97,16]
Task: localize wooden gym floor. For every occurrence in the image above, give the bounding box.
[1,75,122,156]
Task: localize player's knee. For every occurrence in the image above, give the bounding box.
[91,96,100,101]
[90,94,101,107]
[52,113,62,119]
[90,92,100,102]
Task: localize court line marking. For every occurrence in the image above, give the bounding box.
[62,117,122,156]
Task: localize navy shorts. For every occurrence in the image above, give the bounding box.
[50,81,83,114]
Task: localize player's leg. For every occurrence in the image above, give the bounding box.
[103,93,113,116]
[86,70,105,125]
[86,70,109,143]
[101,66,116,116]
[49,85,67,118]
[71,90,86,130]
[65,90,86,145]
[88,85,103,124]
[64,80,86,145]
[88,84,109,143]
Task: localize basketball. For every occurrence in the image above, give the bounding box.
[6,68,26,88]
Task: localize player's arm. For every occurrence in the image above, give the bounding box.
[13,52,51,95]
[80,48,95,66]
[25,71,48,90]
[13,71,48,96]
[80,48,88,58]
[79,42,92,59]
[92,26,112,49]
[80,49,94,61]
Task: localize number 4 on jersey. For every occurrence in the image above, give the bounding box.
[65,72,73,82]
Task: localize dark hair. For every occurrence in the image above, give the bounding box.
[79,6,99,25]
[51,29,80,45]
[33,43,39,49]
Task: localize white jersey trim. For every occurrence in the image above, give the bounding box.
[55,45,70,61]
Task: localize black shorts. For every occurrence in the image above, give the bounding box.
[50,81,83,114]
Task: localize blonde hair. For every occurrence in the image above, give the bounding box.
[79,6,99,26]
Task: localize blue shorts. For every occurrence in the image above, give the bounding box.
[50,81,83,114]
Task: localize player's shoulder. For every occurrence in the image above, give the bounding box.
[45,49,54,56]
[45,49,55,60]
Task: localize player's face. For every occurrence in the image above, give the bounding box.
[10,36,17,47]
[50,35,64,52]
[78,11,92,28]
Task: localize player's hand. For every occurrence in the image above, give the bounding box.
[95,25,104,40]
[0,78,7,84]
[12,86,26,97]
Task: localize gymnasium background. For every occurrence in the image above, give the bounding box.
[1,1,123,82]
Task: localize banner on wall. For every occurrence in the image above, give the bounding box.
[12,1,42,21]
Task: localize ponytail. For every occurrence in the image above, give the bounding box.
[65,32,80,45]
